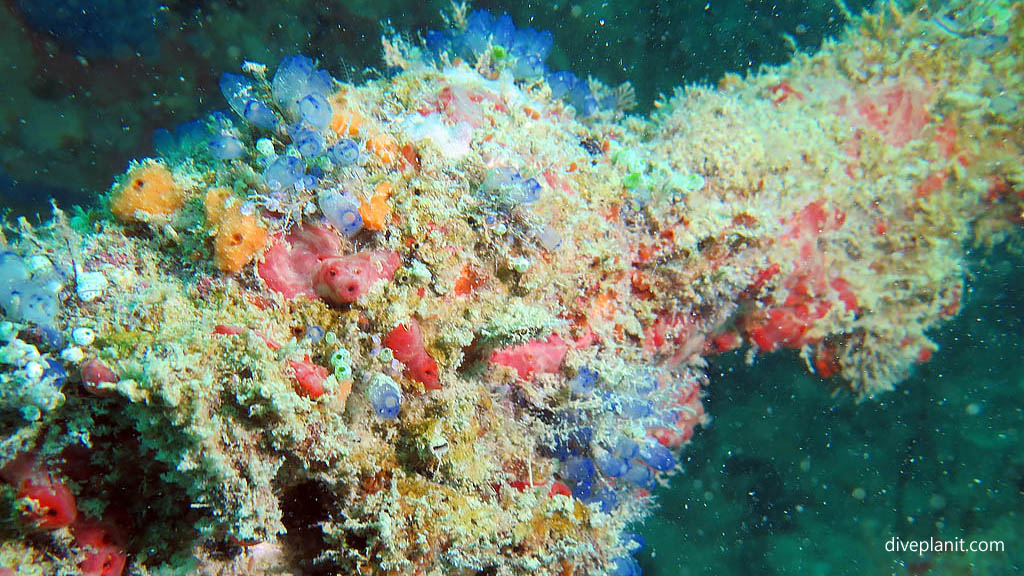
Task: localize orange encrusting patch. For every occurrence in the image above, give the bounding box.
[359,181,393,231]
[204,187,269,274]
[110,162,184,222]
[329,92,364,137]
[454,265,486,296]
[366,133,400,166]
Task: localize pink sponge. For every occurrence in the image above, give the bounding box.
[258,224,343,298]
[490,335,568,381]
[259,223,401,306]
[313,251,401,306]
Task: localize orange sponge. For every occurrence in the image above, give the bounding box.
[205,187,269,274]
[110,162,184,222]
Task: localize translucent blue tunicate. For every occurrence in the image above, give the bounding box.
[570,367,598,396]
[219,73,255,118]
[293,173,319,193]
[328,138,360,166]
[19,292,59,328]
[305,325,325,342]
[570,426,594,454]
[272,55,333,120]
[299,93,333,130]
[570,476,593,500]
[547,70,579,99]
[613,436,639,459]
[623,532,645,553]
[595,450,628,478]
[292,128,323,157]
[481,167,548,208]
[588,485,619,513]
[612,557,642,576]
[2,250,62,334]
[263,156,303,191]
[318,190,363,237]
[481,166,522,195]
[570,82,600,116]
[272,55,315,107]
[490,14,515,48]
[623,462,655,490]
[619,396,653,419]
[514,54,546,80]
[175,120,208,147]
[536,225,562,251]
[152,128,176,156]
[639,440,676,471]
[152,119,210,156]
[243,100,279,130]
[564,457,596,483]
[368,374,402,419]
[517,178,542,204]
[0,251,29,303]
[511,28,553,61]
[544,417,592,460]
[43,358,67,387]
[424,29,449,55]
[209,134,245,159]
[463,10,493,55]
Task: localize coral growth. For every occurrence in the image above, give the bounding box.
[1,1,1022,575]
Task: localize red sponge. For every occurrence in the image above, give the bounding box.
[384,320,441,389]
[0,456,78,530]
[74,521,127,576]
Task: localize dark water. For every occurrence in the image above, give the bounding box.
[1,1,1020,575]
[1,0,870,217]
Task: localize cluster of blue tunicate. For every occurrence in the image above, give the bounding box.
[368,373,402,419]
[217,55,370,201]
[16,0,164,59]
[424,10,598,116]
[271,56,333,127]
[153,113,247,162]
[426,10,552,80]
[546,70,599,117]
[594,434,676,492]
[0,251,62,336]
[543,365,680,519]
[609,532,645,576]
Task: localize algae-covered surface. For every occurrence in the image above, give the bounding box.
[0,1,1022,575]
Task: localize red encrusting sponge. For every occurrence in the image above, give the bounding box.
[384,320,441,389]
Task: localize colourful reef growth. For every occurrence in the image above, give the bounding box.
[0,1,1021,575]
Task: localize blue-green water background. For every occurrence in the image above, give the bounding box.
[1,1,1020,574]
